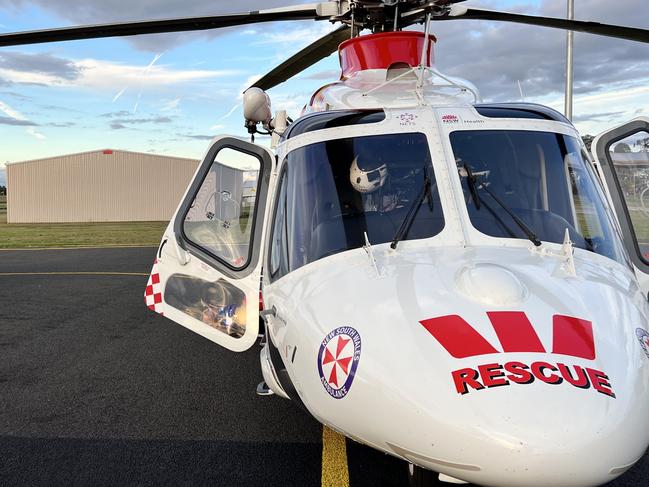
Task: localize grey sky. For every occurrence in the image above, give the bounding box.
[0,0,312,51]
[428,0,649,102]
[0,51,81,80]
[110,116,173,124]
[0,0,647,152]
[1,0,647,102]
[0,115,36,125]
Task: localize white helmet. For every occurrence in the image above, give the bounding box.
[349,155,388,193]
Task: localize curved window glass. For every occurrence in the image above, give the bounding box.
[269,133,444,279]
[450,130,627,264]
[183,148,260,269]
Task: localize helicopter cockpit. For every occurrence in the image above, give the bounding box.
[269,131,445,280]
[264,106,633,284]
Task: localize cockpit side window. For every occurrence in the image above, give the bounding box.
[269,167,289,280]
[268,132,444,280]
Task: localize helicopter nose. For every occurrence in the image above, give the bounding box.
[379,305,649,485]
[295,245,649,487]
[383,271,649,486]
[369,320,649,487]
[386,413,646,487]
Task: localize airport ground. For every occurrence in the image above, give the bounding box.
[0,246,647,486]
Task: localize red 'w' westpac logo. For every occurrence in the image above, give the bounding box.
[420,312,615,398]
[441,114,460,123]
[420,312,595,359]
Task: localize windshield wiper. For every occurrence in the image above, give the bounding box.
[463,163,542,247]
[390,168,432,250]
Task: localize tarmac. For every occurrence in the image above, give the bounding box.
[0,247,647,486]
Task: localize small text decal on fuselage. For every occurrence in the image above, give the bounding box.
[441,114,459,124]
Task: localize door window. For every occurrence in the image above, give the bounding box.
[164,274,247,338]
[606,130,649,261]
[183,148,260,269]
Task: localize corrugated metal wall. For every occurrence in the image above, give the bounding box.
[7,150,199,223]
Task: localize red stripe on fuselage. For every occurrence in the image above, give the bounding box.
[552,315,596,360]
[420,315,499,358]
[488,311,546,353]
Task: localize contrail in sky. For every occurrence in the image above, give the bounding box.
[134,52,164,113]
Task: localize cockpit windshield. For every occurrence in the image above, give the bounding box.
[450,130,627,264]
[268,133,444,279]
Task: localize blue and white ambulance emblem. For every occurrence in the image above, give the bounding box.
[317,327,362,399]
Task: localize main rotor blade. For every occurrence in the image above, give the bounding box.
[250,25,350,91]
[0,6,328,47]
[441,7,649,44]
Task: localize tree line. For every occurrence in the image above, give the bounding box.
[582,134,649,153]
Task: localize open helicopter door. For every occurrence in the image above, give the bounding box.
[592,117,649,294]
[145,137,273,352]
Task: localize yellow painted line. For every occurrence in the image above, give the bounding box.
[321,426,350,487]
[0,272,148,277]
[0,245,158,251]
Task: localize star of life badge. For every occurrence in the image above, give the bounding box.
[636,328,649,359]
[317,327,362,399]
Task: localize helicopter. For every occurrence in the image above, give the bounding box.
[3,1,649,485]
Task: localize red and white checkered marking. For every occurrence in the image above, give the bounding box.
[144,258,164,315]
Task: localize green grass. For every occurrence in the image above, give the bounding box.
[0,196,166,248]
[0,195,6,225]
[629,209,649,245]
[615,194,649,244]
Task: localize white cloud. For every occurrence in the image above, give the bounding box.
[0,58,241,91]
[270,91,310,118]
[76,59,240,89]
[26,127,45,140]
[161,97,181,111]
[0,100,26,120]
[254,23,335,46]
[537,83,649,135]
[238,75,263,99]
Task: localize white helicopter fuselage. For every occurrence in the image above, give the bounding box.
[258,102,649,486]
[147,32,649,487]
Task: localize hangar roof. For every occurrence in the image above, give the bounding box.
[8,148,198,167]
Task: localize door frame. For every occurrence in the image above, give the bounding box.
[593,118,649,275]
[173,136,273,279]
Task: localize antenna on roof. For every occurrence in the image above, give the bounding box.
[564,0,574,121]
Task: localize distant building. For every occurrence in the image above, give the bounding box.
[6,149,199,223]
